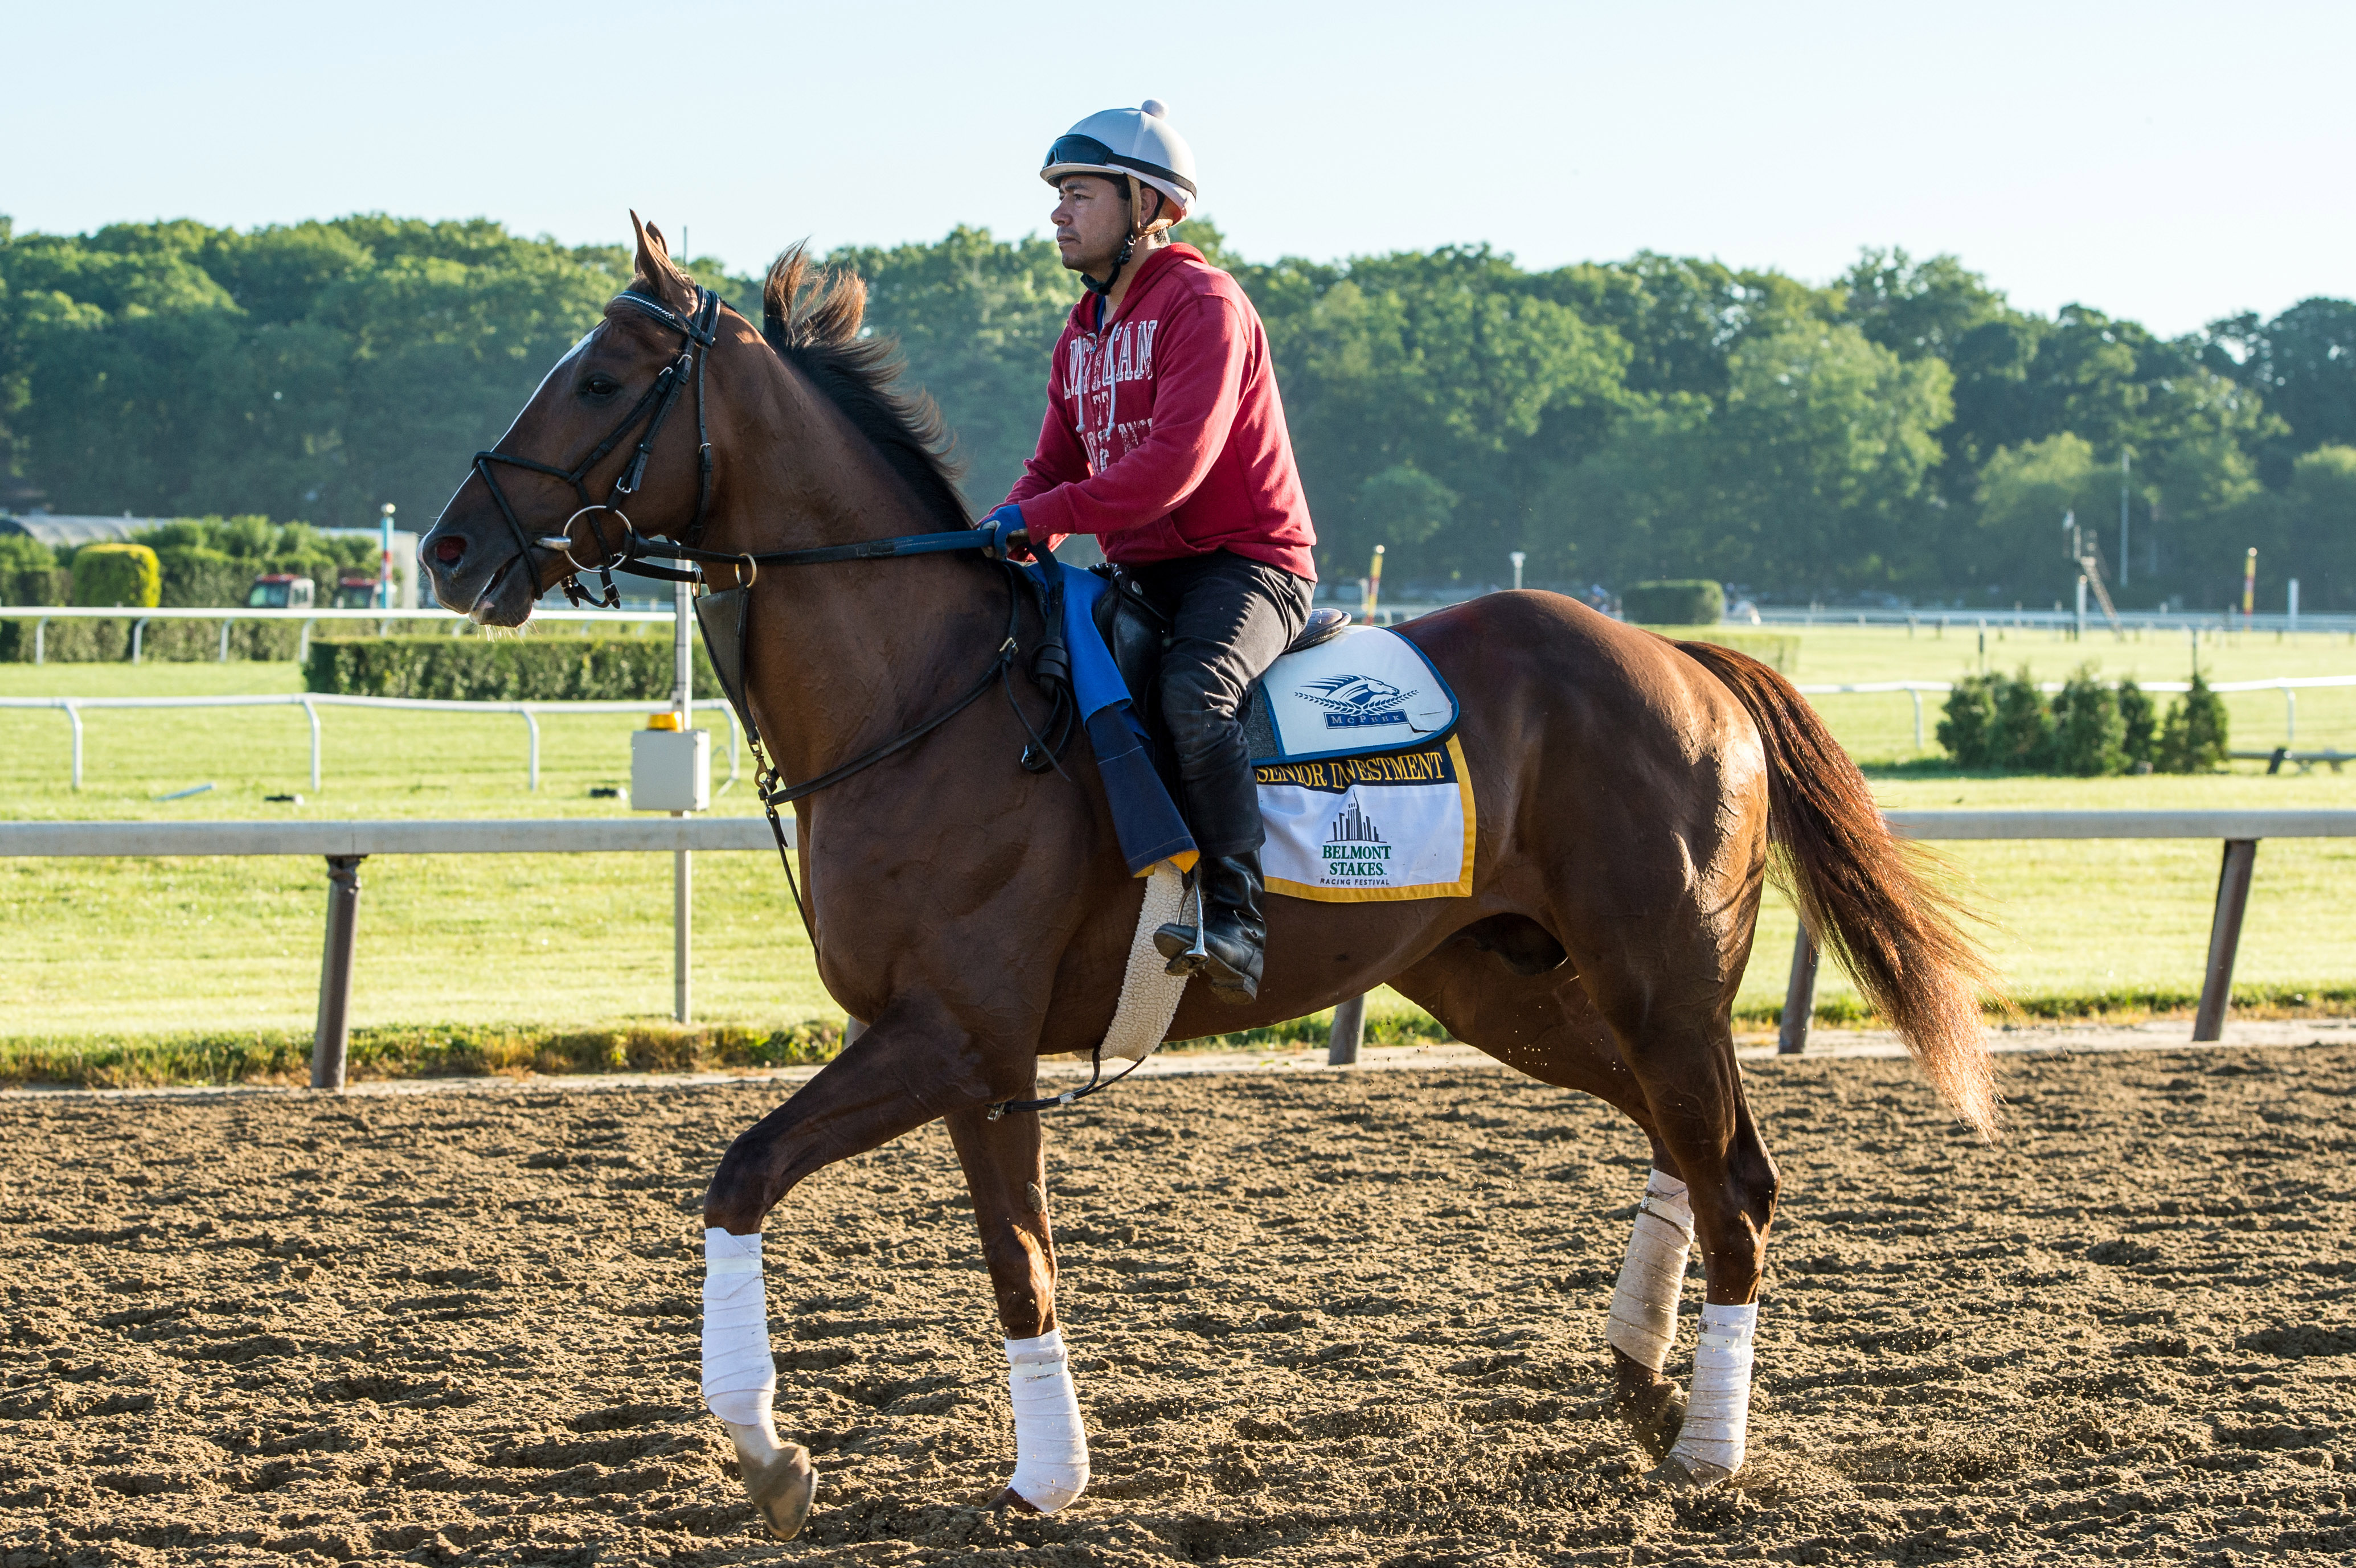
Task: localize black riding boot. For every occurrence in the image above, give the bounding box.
[1153,758,1268,1001]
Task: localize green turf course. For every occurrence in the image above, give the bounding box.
[2,623,2350,1082]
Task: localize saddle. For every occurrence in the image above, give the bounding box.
[1089,567,1352,769]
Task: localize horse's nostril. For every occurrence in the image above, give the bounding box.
[434,536,466,564]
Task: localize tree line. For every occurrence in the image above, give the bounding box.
[3,214,2350,609]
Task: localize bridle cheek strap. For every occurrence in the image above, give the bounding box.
[470,286,722,609]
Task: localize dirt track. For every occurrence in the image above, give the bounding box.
[5,1045,2355,1566]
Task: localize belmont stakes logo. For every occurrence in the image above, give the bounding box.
[1323,793,1392,879]
[1296,673,1418,730]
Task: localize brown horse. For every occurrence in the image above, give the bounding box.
[420,217,1996,1538]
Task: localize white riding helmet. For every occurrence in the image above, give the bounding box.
[1041,100,1197,220]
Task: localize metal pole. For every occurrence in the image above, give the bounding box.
[674,577,694,1023]
[65,701,83,790]
[301,697,321,791]
[1327,994,1367,1066]
[2120,450,2131,589]
[2193,840,2258,1042]
[219,620,231,663]
[299,618,314,666]
[1777,925,1820,1055]
[522,708,540,791]
[379,503,397,611]
[2288,578,2300,633]
[132,617,149,664]
[2075,576,2087,642]
[1509,551,1525,593]
[674,826,692,1025]
[2286,689,2296,748]
[34,617,45,665]
[1910,688,1924,752]
[312,855,366,1090]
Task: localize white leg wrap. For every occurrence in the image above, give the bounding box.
[1669,1300,1758,1479]
[702,1228,777,1427]
[1605,1169,1694,1370]
[1003,1329,1089,1512]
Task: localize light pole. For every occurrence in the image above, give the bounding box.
[378,503,396,609]
[2119,450,2131,589]
[1509,551,1525,592]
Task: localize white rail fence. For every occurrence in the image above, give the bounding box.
[3,811,2350,1091]
[0,693,744,793]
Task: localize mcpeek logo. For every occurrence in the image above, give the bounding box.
[1296,674,1417,730]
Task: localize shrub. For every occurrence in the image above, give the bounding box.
[2157,673,2230,772]
[1939,668,2051,769]
[2049,665,2126,777]
[0,534,63,605]
[1623,580,1726,625]
[69,542,162,608]
[154,545,258,608]
[1936,672,2001,766]
[2118,680,2157,769]
[307,633,717,701]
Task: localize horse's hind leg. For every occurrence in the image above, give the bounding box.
[1388,949,1702,1458]
[1567,924,1780,1489]
[700,1003,1014,1539]
[943,1102,1089,1514]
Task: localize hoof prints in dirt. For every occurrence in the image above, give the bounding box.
[4,1050,2356,1564]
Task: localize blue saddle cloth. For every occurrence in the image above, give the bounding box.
[1031,562,1198,877]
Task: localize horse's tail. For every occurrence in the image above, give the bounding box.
[1675,639,2002,1138]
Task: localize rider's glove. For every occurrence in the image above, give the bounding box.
[974,503,1032,562]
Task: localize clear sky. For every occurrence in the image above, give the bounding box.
[10,0,2349,337]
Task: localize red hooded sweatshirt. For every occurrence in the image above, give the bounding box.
[1003,244,1317,581]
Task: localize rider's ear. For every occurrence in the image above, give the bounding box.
[628,210,697,313]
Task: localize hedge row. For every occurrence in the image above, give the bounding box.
[0,617,309,663]
[305,632,718,701]
[1939,666,2230,774]
[1622,579,1726,625]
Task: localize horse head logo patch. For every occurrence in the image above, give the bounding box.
[1296,672,1418,730]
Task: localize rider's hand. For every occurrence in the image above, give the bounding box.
[974,503,1031,562]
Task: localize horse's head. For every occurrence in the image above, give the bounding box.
[421,214,737,627]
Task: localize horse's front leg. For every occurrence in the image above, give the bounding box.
[943,1100,1089,1514]
[699,1003,1012,1540]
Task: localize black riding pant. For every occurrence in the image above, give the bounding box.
[1122,550,1314,859]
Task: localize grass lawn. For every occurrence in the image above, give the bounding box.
[1,628,2350,1079]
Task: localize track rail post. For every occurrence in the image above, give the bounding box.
[312,854,366,1090]
[1777,925,1820,1055]
[1327,994,1367,1066]
[2193,839,2259,1042]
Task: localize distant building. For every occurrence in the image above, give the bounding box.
[0,511,173,549]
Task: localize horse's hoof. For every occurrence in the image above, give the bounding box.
[1648,1452,1735,1492]
[1612,1379,1688,1460]
[740,1442,817,1540]
[972,1484,1042,1514]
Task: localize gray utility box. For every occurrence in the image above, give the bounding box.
[630,729,710,812]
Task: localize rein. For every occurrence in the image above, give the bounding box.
[475,285,1109,1117]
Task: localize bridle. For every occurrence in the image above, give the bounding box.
[466,287,1095,1121]
[472,288,723,611]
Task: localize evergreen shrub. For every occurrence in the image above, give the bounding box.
[1623,580,1726,625]
[1939,665,2227,774]
[69,543,162,608]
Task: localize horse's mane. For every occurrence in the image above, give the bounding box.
[757,245,968,528]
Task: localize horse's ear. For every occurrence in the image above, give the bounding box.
[628,210,695,312]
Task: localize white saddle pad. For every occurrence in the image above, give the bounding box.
[1246,625,1458,765]
[1257,736,1475,903]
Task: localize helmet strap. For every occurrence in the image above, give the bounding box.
[1080,189,1164,301]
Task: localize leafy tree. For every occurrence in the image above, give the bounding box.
[2205,298,2356,470]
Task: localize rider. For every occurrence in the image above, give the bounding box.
[975,101,1317,1003]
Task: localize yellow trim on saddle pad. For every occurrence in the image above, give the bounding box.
[1259,734,1475,903]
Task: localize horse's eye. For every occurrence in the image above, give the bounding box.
[581,373,621,398]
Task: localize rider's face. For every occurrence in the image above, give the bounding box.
[1052,176,1130,277]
